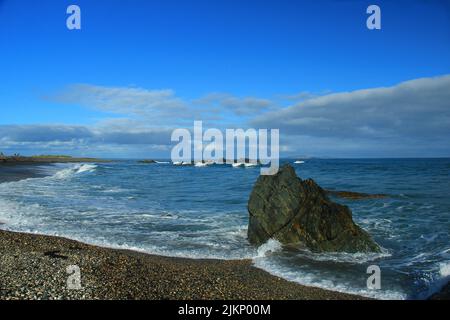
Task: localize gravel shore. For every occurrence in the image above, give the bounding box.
[0,229,365,300]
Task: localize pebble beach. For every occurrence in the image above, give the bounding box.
[0,229,365,300]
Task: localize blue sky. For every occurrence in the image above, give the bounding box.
[0,0,449,158]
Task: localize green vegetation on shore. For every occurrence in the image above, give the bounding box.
[31,155,74,159]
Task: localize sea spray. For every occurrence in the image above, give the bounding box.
[256,239,282,257]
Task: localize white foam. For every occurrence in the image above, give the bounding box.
[440,261,450,277]
[291,248,391,264]
[194,162,208,167]
[0,199,45,229]
[76,164,97,173]
[256,239,282,257]
[53,164,97,179]
[253,257,406,300]
[294,160,305,164]
[417,261,450,299]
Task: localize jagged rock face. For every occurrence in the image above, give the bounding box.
[247,164,380,253]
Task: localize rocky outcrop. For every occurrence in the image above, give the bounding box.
[139,159,157,164]
[247,164,380,253]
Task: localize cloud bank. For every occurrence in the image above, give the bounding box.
[2,75,450,158]
[252,75,450,157]
[253,75,450,139]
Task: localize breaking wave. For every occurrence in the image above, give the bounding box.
[53,164,97,179]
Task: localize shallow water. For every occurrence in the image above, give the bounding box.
[0,159,449,299]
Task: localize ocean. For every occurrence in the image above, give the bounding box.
[0,158,449,299]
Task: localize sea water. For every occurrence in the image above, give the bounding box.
[0,158,449,299]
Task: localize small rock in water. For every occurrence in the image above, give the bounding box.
[139,159,157,164]
[247,164,380,253]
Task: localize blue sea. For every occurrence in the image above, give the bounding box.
[0,159,449,299]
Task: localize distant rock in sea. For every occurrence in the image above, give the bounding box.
[247,164,381,253]
[139,159,157,164]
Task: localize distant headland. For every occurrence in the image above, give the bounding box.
[0,153,110,165]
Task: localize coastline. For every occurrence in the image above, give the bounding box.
[1,160,448,300]
[0,156,111,166]
[0,229,367,300]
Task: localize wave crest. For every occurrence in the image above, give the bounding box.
[53,164,97,179]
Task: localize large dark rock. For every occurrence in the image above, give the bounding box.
[429,281,450,300]
[247,164,380,252]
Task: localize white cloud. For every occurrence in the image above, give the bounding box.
[51,84,190,124]
[50,84,275,126]
[251,75,450,156]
